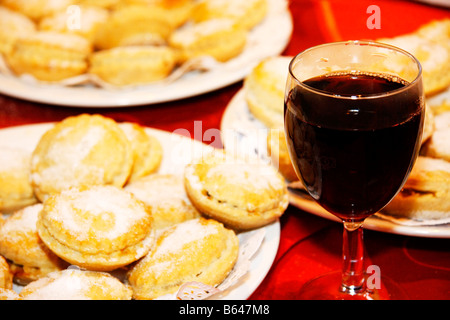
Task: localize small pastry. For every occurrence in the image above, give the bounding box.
[125,174,200,230]
[30,114,133,202]
[6,31,91,82]
[93,5,174,49]
[184,150,289,230]
[383,156,450,221]
[89,46,179,86]
[0,204,69,285]
[244,55,292,129]
[0,0,75,21]
[37,185,155,271]
[119,122,163,182]
[192,0,268,31]
[0,6,36,56]
[168,18,247,63]
[39,5,109,42]
[127,217,239,300]
[417,18,450,43]
[378,33,450,96]
[0,147,38,214]
[19,269,132,300]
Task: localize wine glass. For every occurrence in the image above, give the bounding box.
[284,41,424,300]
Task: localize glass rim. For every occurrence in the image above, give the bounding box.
[288,40,423,100]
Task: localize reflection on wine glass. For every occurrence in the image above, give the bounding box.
[284,41,424,299]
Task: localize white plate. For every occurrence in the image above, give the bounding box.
[412,0,450,8]
[0,0,292,108]
[0,123,280,299]
[221,88,450,239]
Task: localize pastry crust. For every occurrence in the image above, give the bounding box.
[37,185,155,271]
[30,114,134,202]
[5,31,91,82]
[126,217,239,300]
[0,6,36,56]
[192,0,268,31]
[184,151,289,230]
[118,0,195,28]
[19,269,132,300]
[0,0,75,21]
[39,5,109,42]
[383,157,450,220]
[0,147,38,213]
[0,204,68,285]
[125,174,200,230]
[168,18,247,63]
[378,21,450,96]
[421,104,435,145]
[244,55,292,129]
[267,128,298,182]
[89,46,179,86]
[119,122,163,182]
[0,255,13,289]
[74,0,120,9]
[423,111,450,162]
[417,18,450,43]
[93,5,174,50]
[428,98,450,116]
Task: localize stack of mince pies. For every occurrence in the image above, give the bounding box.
[0,113,289,300]
[0,0,270,87]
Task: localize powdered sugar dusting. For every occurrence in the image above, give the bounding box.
[32,125,106,190]
[125,175,190,207]
[49,125,105,162]
[0,204,43,242]
[21,270,87,300]
[155,219,218,257]
[144,219,220,278]
[206,162,284,191]
[51,186,148,241]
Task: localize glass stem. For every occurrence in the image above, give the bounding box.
[340,220,366,295]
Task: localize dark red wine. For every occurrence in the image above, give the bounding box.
[285,71,424,221]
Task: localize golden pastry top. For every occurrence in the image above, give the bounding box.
[40,185,153,252]
[186,151,287,213]
[30,114,133,201]
[0,6,35,35]
[127,217,239,299]
[170,18,242,46]
[404,156,450,193]
[19,269,132,300]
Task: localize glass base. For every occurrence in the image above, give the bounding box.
[297,271,409,300]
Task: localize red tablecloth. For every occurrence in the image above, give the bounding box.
[0,0,449,300]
